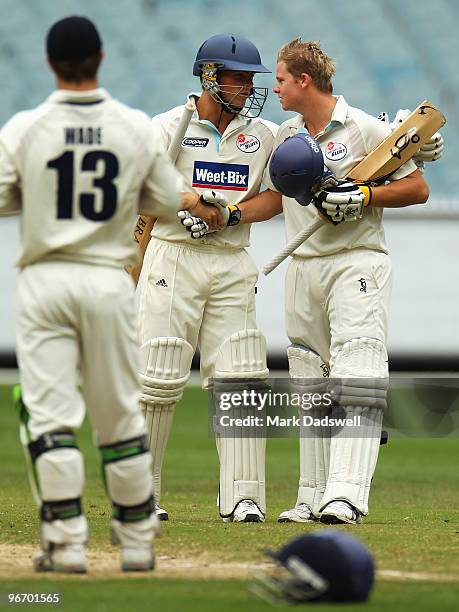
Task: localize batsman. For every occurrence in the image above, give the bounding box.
[135,35,280,522]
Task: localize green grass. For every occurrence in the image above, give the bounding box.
[1,384,459,610]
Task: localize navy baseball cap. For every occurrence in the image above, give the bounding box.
[265,529,375,603]
[46,16,102,61]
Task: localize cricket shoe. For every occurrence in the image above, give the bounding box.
[223,500,265,523]
[320,500,362,525]
[155,504,169,521]
[121,546,155,572]
[278,503,316,523]
[33,543,87,573]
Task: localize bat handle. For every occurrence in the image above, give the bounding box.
[167,94,197,163]
[262,217,323,276]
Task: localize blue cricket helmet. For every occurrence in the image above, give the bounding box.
[193,34,270,75]
[269,133,325,206]
[259,529,375,604]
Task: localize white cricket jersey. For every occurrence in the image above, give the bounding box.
[0,88,182,268]
[264,96,417,258]
[151,94,278,249]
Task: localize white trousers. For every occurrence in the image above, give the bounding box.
[286,249,392,366]
[138,238,259,386]
[16,261,146,444]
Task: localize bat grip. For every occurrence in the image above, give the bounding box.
[262,216,323,276]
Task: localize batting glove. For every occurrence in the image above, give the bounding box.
[379,109,444,173]
[177,190,242,239]
[312,175,370,223]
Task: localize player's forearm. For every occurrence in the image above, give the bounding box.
[238,189,283,224]
[128,214,156,286]
[370,170,429,208]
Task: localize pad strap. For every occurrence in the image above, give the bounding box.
[99,436,149,465]
[113,495,155,523]
[28,431,78,463]
[41,498,82,522]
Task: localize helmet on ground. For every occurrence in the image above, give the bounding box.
[249,529,375,604]
[269,133,324,205]
[193,34,270,117]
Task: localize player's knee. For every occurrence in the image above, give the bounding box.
[287,344,329,378]
[214,329,269,379]
[331,337,388,377]
[29,431,85,516]
[139,336,194,405]
[100,435,154,514]
[331,337,388,409]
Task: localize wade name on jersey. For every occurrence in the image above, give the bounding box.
[64,126,103,145]
[192,161,249,191]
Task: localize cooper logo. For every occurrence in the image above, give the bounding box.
[182,137,209,148]
[325,141,347,161]
[236,133,260,153]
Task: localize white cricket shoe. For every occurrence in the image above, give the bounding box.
[33,544,87,573]
[320,500,362,525]
[278,503,316,523]
[121,546,154,572]
[223,500,265,523]
[155,504,169,521]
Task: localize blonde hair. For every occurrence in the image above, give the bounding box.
[277,38,336,93]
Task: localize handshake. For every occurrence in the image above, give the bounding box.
[177,190,241,239]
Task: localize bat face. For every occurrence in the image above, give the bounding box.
[348,100,446,183]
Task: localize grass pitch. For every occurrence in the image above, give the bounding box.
[0,384,458,611]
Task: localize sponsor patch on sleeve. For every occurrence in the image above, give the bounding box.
[192,161,249,191]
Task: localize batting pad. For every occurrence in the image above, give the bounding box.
[322,337,387,515]
[288,345,331,514]
[214,329,268,516]
[139,336,194,404]
[142,403,174,503]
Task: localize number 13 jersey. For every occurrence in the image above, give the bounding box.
[0,88,182,268]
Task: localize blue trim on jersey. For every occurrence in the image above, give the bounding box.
[199,120,222,152]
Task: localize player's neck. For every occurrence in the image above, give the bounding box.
[300,92,336,138]
[196,92,236,134]
[56,77,99,91]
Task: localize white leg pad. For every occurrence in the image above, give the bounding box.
[105,453,153,508]
[36,448,88,547]
[321,337,388,515]
[214,329,268,516]
[142,404,174,504]
[139,337,194,504]
[139,337,194,405]
[288,345,330,515]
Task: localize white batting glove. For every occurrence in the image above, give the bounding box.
[199,189,231,225]
[381,109,444,173]
[312,175,367,223]
[177,210,213,239]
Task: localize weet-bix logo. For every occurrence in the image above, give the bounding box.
[192,161,249,191]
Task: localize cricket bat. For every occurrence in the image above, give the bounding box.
[263,100,446,275]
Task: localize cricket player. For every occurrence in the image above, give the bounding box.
[189,39,442,525]
[0,16,182,572]
[137,34,281,523]
[265,39,431,525]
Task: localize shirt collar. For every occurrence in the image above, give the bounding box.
[47,88,111,105]
[294,95,349,133]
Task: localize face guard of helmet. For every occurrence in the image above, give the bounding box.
[269,133,325,205]
[193,34,270,118]
[248,529,375,605]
